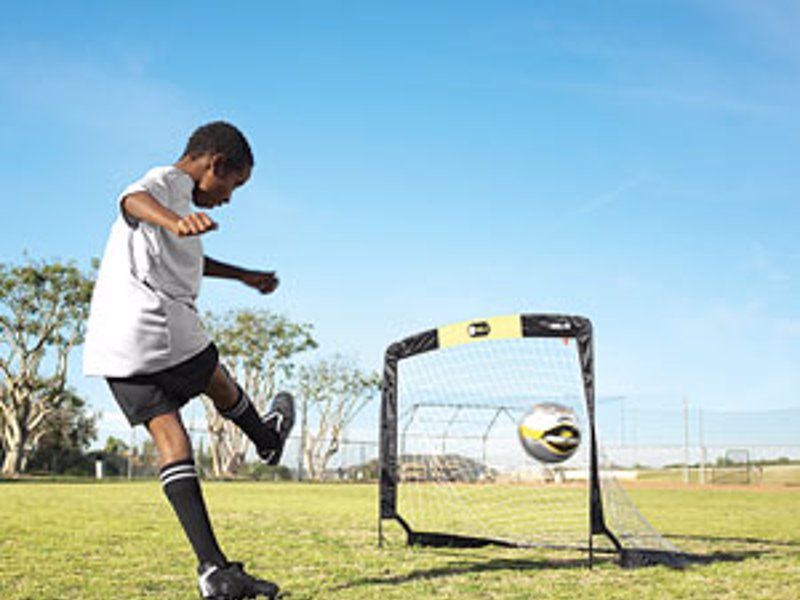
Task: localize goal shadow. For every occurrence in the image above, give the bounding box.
[333,553,595,592]
[334,543,763,594]
[663,533,800,564]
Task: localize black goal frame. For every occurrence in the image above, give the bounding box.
[377,313,624,566]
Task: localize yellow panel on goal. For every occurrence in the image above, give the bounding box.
[437,315,523,349]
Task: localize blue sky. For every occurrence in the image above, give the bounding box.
[1,1,798,444]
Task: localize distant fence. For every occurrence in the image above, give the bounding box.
[602,444,800,469]
[595,401,799,467]
[102,401,799,484]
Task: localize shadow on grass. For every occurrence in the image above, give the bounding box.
[335,545,776,592]
[666,533,800,549]
[334,531,797,592]
[668,549,767,567]
[627,531,800,570]
[663,533,800,566]
[332,554,603,591]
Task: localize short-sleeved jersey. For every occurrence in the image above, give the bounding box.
[83,166,210,377]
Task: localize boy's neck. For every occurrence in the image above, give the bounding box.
[175,154,212,183]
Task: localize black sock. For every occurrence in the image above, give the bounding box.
[160,459,226,567]
[220,387,279,453]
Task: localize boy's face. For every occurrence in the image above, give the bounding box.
[193,154,251,208]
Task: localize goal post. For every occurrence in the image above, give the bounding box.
[378,313,685,567]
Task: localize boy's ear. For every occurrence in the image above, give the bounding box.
[209,153,229,177]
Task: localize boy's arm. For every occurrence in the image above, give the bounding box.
[122,192,218,236]
[204,256,279,295]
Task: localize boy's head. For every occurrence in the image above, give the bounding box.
[180,121,254,208]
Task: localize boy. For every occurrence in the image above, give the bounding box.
[84,121,291,600]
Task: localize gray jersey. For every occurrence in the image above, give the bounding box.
[83,166,210,377]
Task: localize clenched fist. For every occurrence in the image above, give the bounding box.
[174,212,219,236]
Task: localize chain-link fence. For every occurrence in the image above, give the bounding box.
[103,401,799,485]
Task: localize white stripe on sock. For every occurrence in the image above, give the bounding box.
[161,471,198,488]
[221,393,249,420]
[160,463,196,485]
[160,463,195,478]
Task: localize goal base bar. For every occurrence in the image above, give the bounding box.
[382,515,690,568]
[409,530,520,549]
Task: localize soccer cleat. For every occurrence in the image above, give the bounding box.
[198,561,280,600]
[258,391,295,466]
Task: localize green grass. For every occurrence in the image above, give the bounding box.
[1,481,798,599]
[635,465,800,486]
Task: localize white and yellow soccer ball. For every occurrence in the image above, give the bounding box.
[518,402,582,463]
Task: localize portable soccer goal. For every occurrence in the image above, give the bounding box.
[711,449,757,485]
[378,314,686,567]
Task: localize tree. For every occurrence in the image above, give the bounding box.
[202,309,317,477]
[100,435,131,477]
[25,389,97,475]
[297,355,380,480]
[136,439,160,478]
[0,258,95,476]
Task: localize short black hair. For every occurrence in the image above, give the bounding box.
[182,121,254,171]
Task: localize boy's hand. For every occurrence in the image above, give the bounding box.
[241,270,279,294]
[203,257,278,294]
[174,212,218,237]
[122,193,218,236]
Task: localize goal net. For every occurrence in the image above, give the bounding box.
[379,314,685,567]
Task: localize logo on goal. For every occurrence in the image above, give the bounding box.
[467,321,491,338]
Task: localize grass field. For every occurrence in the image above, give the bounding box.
[1,481,798,600]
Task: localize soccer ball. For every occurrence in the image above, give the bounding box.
[518,402,582,463]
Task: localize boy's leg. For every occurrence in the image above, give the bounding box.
[147,411,227,568]
[148,410,194,466]
[148,411,280,600]
[204,363,295,465]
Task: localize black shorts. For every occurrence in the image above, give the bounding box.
[106,343,219,426]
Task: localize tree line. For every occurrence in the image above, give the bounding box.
[0,257,380,479]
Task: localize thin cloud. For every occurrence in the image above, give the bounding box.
[544,77,790,122]
[746,243,790,283]
[773,317,800,337]
[494,7,799,122]
[0,43,198,152]
[711,0,800,62]
[567,172,650,218]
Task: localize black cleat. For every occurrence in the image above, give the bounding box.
[198,561,280,600]
[257,392,295,466]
